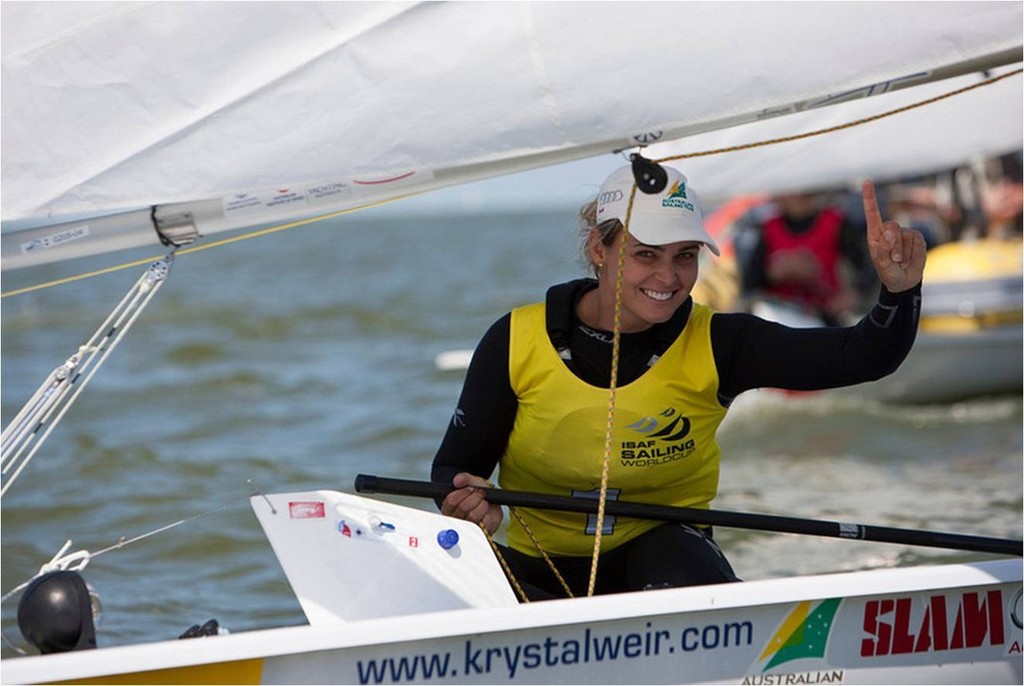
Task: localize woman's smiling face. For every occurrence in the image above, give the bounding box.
[590,232,702,332]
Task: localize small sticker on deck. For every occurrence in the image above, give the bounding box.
[289,501,326,519]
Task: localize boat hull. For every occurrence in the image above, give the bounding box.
[833,325,1022,404]
[5,559,1021,685]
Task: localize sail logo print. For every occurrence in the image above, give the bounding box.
[305,181,352,204]
[266,188,305,209]
[661,181,694,212]
[222,187,307,218]
[633,130,663,145]
[21,225,90,253]
[757,598,842,672]
[621,407,695,466]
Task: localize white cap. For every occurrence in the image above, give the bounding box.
[595,164,720,256]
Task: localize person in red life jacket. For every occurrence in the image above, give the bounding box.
[432,158,926,600]
[736,191,876,326]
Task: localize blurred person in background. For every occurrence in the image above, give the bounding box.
[734,190,876,326]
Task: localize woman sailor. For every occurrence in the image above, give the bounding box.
[431,158,926,599]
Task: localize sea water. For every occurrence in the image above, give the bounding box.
[1,208,1021,654]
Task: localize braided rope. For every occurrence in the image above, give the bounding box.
[480,508,575,600]
[511,507,576,598]
[586,184,637,597]
[655,69,1022,165]
[480,522,532,603]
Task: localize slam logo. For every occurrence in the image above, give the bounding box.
[861,590,1009,656]
[758,598,842,671]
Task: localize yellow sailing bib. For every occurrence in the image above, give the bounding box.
[500,301,727,556]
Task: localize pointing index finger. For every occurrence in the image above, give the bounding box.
[862,179,883,240]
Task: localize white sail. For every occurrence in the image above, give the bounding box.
[2,1,1021,269]
[642,64,1023,202]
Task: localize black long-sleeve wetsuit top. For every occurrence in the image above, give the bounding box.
[432,278,921,487]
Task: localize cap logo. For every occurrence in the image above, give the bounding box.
[598,189,624,206]
[662,180,694,211]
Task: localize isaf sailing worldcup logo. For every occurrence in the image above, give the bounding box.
[620,407,695,467]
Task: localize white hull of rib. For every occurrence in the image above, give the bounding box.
[834,327,1022,405]
[727,237,1024,406]
[735,298,1023,406]
[3,491,1022,685]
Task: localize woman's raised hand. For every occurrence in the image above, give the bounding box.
[863,180,927,293]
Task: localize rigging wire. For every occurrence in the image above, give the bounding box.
[0,256,174,497]
[0,489,250,657]
[0,496,246,603]
[2,478,263,653]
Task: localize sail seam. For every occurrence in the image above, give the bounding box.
[519,4,569,145]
